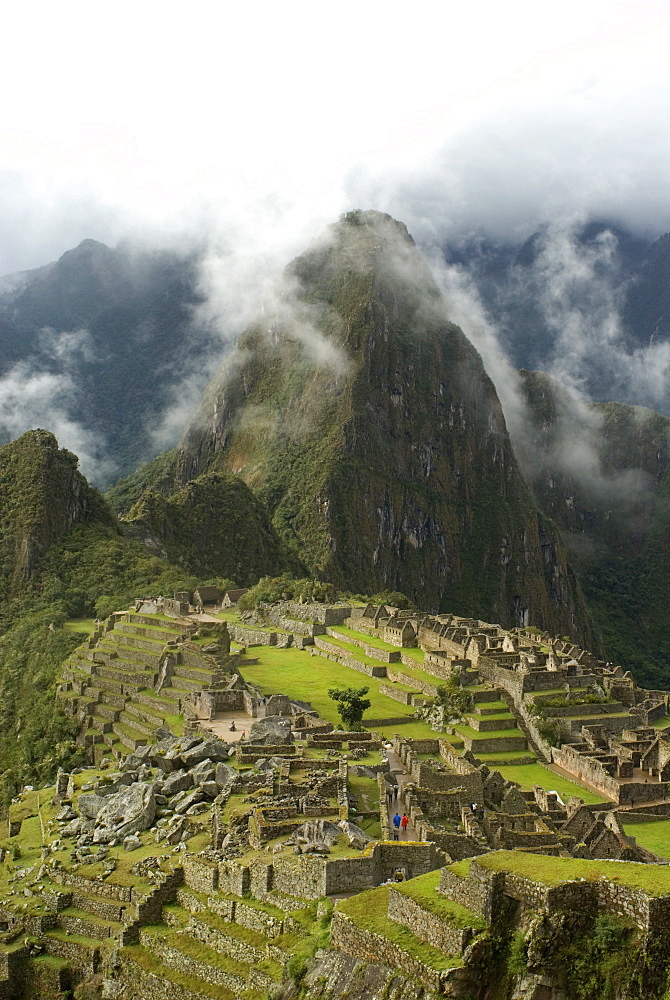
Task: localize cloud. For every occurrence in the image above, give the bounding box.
[0,331,114,482]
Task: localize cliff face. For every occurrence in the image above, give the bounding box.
[0,429,114,599]
[516,369,670,683]
[174,211,590,638]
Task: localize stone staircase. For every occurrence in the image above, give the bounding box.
[118,882,314,1000]
[58,612,228,762]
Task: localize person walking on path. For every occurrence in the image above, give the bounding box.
[400,813,409,837]
[392,812,401,840]
[386,787,394,806]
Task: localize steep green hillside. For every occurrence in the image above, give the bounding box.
[170,211,591,640]
[0,429,114,602]
[122,472,301,582]
[516,370,670,685]
[0,431,293,806]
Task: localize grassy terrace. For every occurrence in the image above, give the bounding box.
[471,850,670,895]
[493,762,605,804]
[393,870,486,929]
[328,625,399,653]
[453,723,525,741]
[317,635,394,667]
[239,646,424,726]
[621,818,670,859]
[336,886,463,970]
[63,618,95,635]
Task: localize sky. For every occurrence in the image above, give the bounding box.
[0,0,668,275]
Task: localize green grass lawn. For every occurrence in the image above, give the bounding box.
[493,762,605,804]
[238,647,418,725]
[63,618,95,635]
[651,714,670,730]
[473,850,670,895]
[329,625,400,652]
[621,819,670,859]
[368,720,443,740]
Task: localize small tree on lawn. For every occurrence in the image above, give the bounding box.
[328,686,371,732]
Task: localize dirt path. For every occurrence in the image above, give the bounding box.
[383,746,421,840]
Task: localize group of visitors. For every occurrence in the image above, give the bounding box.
[392,812,410,839]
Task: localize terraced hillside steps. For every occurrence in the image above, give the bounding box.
[57,611,233,762]
[116,882,319,999]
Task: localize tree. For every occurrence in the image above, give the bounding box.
[327,686,371,731]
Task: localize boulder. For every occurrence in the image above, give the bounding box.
[93,783,157,844]
[190,760,216,785]
[247,717,293,746]
[123,835,142,852]
[181,739,231,767]
[339,820,372,850]
[174,788,205,815]
[292,819,341,846]
[200,781,220,799]
[214,763,237,791]
[78,794,107,820]
[162,770,193,797]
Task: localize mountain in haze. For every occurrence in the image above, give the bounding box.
[125,210,591,640]
[445,221,670,412]
[514,370,670,685]
[0,239,213,484]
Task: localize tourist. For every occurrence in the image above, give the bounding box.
[400,813,409,835]
[392,813,401,840]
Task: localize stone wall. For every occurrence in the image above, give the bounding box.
[386,667,438,696]
[183,857,219,893]
[276,602,351,626]
[387,886,472,956]
[272,855,326,898]
[53,870,133,902]
[330,911,455,994]
[312,639,387,677]
[379,683,413,705]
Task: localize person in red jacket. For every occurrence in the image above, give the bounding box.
[400,813,409,835]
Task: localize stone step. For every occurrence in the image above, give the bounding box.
[116,623,178,644]
[43,930,101,972]
[57,907,124,941]
[467,715,518,732]
[137,690,182,712]
[119,710,160,738]
[99,639,164,664]
[125,613,189,633]
[87,676,125,695]
[119,946,260,1000]
[172,663,221,683]
[89,714,114,734]
[72,890,135,924]
[93,703,122,722]
[124,701,166,726]
[164,675,208,693]
[101,691,127,709]
[110,628,169,651]
[139,926,256,995]
[113,721,149,751]
[166,907,268,964]
[95,664,156,685]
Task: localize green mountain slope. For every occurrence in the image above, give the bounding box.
[516,370,670,684]
[122,472,301,582]
[0,430,297,806]
[168,211,591,639]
